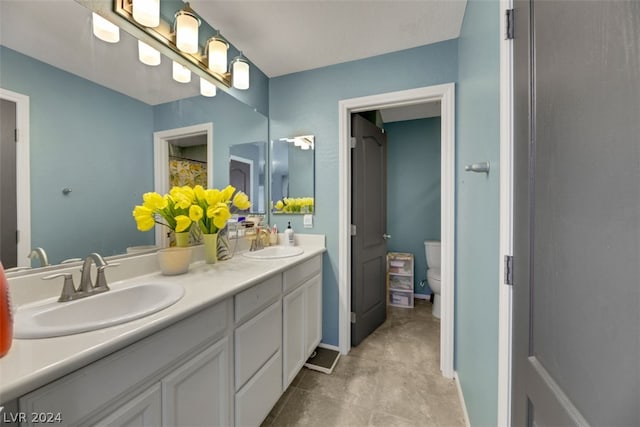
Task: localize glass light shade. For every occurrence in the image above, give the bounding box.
[138,41,160,66]
[301,144,311,150]
[92,13,119,43]
[231,57,250,90]
[200,78,217,97]
[172,61,191,83]
[132,0,159,27]
[175,12,200,54]
[207,38,228,74]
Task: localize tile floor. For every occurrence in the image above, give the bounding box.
[262,299,466,427]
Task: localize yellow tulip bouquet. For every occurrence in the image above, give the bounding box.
[274,197,314,214]
[132,186,199,233]
[192,184,251,235]
[133,185,252,235]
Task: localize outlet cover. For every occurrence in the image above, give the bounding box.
[304,214,313,228]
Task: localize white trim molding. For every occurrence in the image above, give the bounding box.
[498,0,515,425]
[454,371,472,427]
[153,123,213,248]
[338,83,456,379]
[0,88,31,267]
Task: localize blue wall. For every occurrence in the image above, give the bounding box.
[385,117,441,296]
[269,39,458,346]
[0,46,155,264]
[455,0,501,425]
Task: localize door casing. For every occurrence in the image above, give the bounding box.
[338,83,456,378]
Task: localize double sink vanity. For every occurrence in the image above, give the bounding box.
[0,235,325,426]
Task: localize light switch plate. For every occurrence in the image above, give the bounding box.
[304,214,313,228]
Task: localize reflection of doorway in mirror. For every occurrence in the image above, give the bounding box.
[0,88,30,268]
[154,123,213,249]
[229,156,253,209]
[0,99,17,268]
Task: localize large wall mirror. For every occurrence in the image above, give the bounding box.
[0,1,268,270]
[271,136,315,214]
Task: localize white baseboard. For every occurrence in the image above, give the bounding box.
[454,371,471,427]
[318,342,340,352]
[414,293,431,300]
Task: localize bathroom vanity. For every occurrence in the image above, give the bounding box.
[0,237,325,427]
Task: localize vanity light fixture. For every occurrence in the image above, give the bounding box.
[172,61,191,83]
[200,78,217,97]
[132,0,159,28]
[231,53,250,90]
[206,33,229,74]
[92,13,120,43]
[138,40,161,66]
[174,3,200,54]
[113,0,251,90]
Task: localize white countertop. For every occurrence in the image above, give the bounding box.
[0,237,325,403]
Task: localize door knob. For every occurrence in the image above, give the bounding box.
[383,234,391,240]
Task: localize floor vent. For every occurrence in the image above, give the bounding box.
[304,347,340,374]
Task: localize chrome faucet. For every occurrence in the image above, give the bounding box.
[28,247,49,267]
[44,253,118,302]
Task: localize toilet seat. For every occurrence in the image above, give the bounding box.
[427,268,440,281]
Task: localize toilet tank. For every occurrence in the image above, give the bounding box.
[424,240,441,269]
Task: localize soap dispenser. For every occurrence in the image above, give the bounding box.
[285,221,295,246]
[0,262,13,358]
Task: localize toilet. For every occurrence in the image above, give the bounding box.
[424,240,442,318]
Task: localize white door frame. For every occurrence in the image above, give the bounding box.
[0,88,30,267]
[153,122,213,248]
[338,83,456,378]
[498,0,514,424]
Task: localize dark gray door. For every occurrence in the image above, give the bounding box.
[512,1,640,425]
[0,99,17,268]
[230,159,250,195]
[351,114,387,346]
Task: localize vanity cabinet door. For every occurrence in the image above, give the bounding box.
[282,284,306,390]
[94,384,161,427]
[162,337,230,427]
[305,274,322,357]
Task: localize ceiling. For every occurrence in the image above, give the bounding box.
[0,0,466,105]
[190,0,467,77]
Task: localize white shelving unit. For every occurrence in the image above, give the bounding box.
[387,252,414,308]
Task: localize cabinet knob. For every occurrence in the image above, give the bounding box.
[383,234,391,240]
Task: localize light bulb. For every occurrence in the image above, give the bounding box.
[172,61,191,83]
[175,11,200,54]
[132,0,159,27]
[200,78,217,97]
[92,13,119,43]
[231,56,250,90]
[207,37,228,74]
[138,40,160,66]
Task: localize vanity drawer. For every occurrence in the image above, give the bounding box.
[234,300,281,391]
[234,274,282,324]
[283,255,322,294]
[235,349,282,427]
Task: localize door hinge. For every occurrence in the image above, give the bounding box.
[350,312,356,323]
[14,128,18,142]
[350,224,357,236]
[504,255,514,285]
[350,137,357,149]
[506,9,514,40]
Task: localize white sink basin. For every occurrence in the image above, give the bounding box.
[14,283,185,339]
[242,246,304,260]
